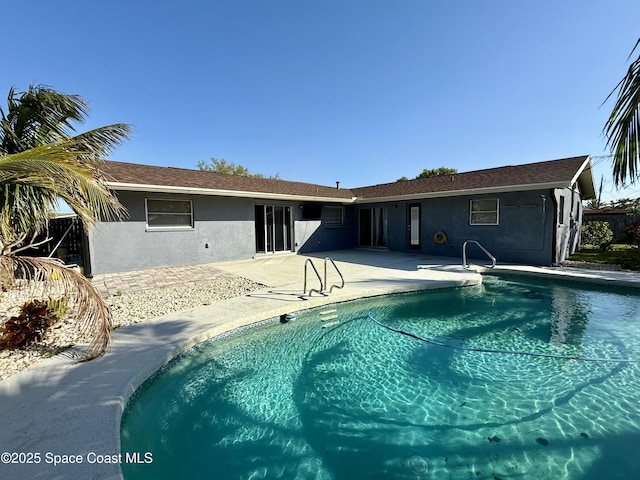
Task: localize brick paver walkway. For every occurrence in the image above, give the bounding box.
[90,263,234,297]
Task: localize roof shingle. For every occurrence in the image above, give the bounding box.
[101,161,355,200]
[100,155,594,202]
[351,156,593,200]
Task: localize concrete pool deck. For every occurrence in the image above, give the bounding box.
[1,250,640,479]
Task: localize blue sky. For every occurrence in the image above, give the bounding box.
[3,0,640,202]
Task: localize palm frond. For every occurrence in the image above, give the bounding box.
[0,84,90,155]
[70,124,133,158]
[0,85,131,362]
[0,178,120,255]
[0,140,127,249]
[0,182,57,252]
[604,39,640,186]
[0,255,112,361]
[0,154,125,221]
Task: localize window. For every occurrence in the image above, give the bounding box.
[146,198,193,229]
[301,203,322,220]
[559,196,565,225]
[324,206,344,225]
[469,199,499,225]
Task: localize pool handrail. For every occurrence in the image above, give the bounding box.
[303,258,324,296]
[462,240,496,269]
[324,256,345,293]
[303,257,345,296]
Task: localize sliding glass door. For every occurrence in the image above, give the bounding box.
[359,207,387,247]
[255,205,292,254]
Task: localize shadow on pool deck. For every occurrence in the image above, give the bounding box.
[91,249,640,299]
[91,249,474,297]
[2,249,640,479]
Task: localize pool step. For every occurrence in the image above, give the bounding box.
[319,309,338,321]
[319,308,339,327]
[322,320,340,328]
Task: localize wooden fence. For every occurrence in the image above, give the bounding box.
[583,213,640,241]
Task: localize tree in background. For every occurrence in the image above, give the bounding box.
[584,175,605,210]
[397,166,458,182]
[604,38,640,186]
[0,85,132,360]
[610,197,640,215]
[198,157,280,179]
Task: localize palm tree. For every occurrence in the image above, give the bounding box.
[604,39,640,186]
[0,85,132,360]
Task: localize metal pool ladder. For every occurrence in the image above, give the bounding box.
[303,257,345,296]
[462,240,496,269]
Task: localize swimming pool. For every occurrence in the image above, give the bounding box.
[121,275,640,479]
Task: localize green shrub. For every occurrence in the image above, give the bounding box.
[623,221,640,245]
[0,297,68,349]
[581,221,614,251]
[617,248,640,271]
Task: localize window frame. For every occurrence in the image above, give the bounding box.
[323,206,344,226]
[469,198,499,226]
[145,198,194,230]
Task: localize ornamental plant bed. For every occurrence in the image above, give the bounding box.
[569,244,640,270]
[0,298,68,349]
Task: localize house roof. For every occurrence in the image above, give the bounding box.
[101,155,596,203]
[351,155,596,202]
[100,161,356,203]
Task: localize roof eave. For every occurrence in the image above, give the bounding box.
[107,182,355,204]
[354,181,576,203]
[570,156,596,199]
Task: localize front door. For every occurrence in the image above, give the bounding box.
[408,204,421,249]
[255,205,292,253]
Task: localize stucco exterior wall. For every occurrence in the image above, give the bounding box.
[87,186,581,274]
[357,189,571,266]
[88,192,256,274]
[296,205,356,253]
[553,187,583,264]
[87,192,355,275]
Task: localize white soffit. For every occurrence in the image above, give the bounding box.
[570,156,596,199]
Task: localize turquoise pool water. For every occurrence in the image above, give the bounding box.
[121,276,640,479]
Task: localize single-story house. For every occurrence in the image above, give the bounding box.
[80,155,595,275]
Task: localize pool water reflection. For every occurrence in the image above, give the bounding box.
[121,276,640,479]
